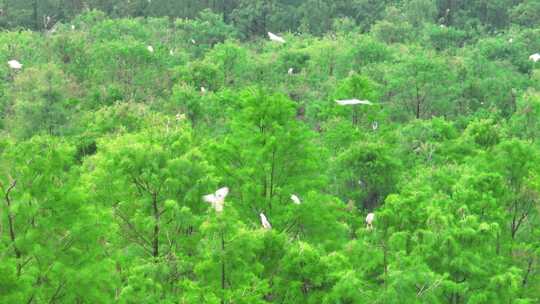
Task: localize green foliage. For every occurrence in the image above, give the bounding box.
[1,2,540,303]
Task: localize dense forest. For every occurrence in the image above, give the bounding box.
[1,0,540,303]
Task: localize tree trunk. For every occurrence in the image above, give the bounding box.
[152,193,159,258]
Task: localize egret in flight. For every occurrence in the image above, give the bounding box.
[203,187,229,213]
[335,99,373,106]
[260,213,272,229]
[268,32,285,43]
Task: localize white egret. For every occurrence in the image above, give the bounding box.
[508,38,513,43]
[7,60,22,70]
[530,53,540,62]
[335,99,373,106]
[71,24,75,30]
[200,86,207,94]
[147,45,154,53]
[288,68,294,75]
[169,49,174,56]
[366,212,375,230]
[260,213,272,229]
[268,32,285,43]
[372,121,378,130]
[191,39,196,44]
[291,194,301,205]
[203,187,229,213]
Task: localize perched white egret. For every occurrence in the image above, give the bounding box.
[147,45,154,53]
[268,32,285,43]
[288,68,294,75]
[7,60,22,70]
[260,213,272,229]
[200,86,207,94]
[530,53,540,62]
[366,212,375,230]
[335,99,373,106]
[372,121,378,130]
[291,194,301,205]
[508,38,513,43]
[191,39,196,44]
[203,187,229,212]
[169,49,174,56]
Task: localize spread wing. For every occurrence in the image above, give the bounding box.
[335,99,373,106]
[268,32,285,43]
[203,194,216,204]
[216,187,229,199]
[291,194,301,205]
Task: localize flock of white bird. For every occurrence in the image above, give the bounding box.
[5,31,539,231]
[203,187,376,230]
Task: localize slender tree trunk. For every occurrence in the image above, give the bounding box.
[522,257,533,287]
[152,193,159,258]
[32,0,38,30]
[3,180,21,274]
[221,229,226,304]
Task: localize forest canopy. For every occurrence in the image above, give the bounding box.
[1,0,540,303]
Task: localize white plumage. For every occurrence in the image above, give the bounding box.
[291,194,301,205]
[335,99,373,106]
[203,187,229,212]
[530,53,540,62]
[288,68,294,75]
[372,121,378,130]
[7,60,22,70]
[260,213,272,229]
[147,45,154,53]
[200,86,207,93]
[366,212,375,230]
[268,32,285,43]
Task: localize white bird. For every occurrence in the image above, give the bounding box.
[260,213,272,229]
[268,32,285,43]
[147,45,154,53]
[530,53,540,62]
[508,38,513,43]
[335,99,373,106]
[191,39,196,44]
[291,194,301,205]
[169,49,174,56]
[203,187,229,213]
[71,24,75,30]
[200,86,206,93]
[372,121,378,130]
[288,68,294,75]
[7,60,22,70]
[366,212,375,230]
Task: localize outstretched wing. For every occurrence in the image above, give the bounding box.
[203,194,216,204]
[216,187,229,199]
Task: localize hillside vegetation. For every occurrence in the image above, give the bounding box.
[1,1,540,303]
